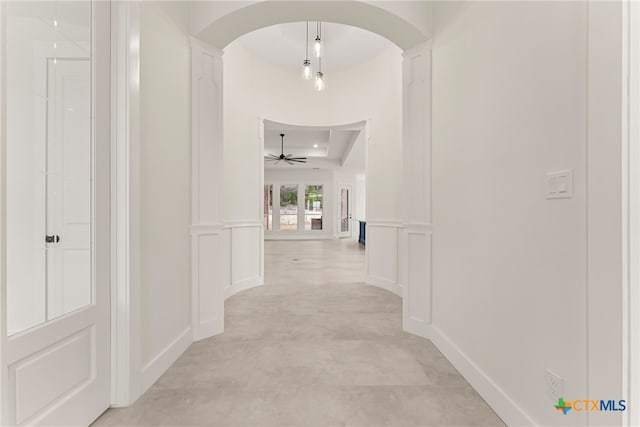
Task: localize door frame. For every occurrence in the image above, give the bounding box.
[625,1,640,425]
[110,1,142,407]
[337,184,353,238]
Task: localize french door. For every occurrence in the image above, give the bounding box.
[2,1,111,425]
[337,184,353,238]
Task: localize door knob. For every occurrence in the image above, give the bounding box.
[45,235,61,243]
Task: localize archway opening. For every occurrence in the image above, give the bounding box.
[190,2,433,345]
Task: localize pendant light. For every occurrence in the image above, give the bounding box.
[314,21,322,57]
[315,55,325,91]
[302,21,312,80]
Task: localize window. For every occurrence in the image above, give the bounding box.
[304,185,323,230]
[279,185,298,231]
[263,185,272,230]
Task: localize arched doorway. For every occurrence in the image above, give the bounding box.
[188,2,434,342]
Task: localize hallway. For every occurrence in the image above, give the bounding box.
[95,240,503,426]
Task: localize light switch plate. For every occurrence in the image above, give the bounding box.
[546,169,573,199]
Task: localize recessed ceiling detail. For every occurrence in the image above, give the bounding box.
[263,120,366,171]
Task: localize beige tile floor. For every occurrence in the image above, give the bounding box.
[94,239,504,427]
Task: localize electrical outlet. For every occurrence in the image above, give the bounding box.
[546,369,563,401]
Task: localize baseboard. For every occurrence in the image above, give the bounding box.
[365,275,402,297]
[192,318,223,342]
[224,276,264,300]
[427,325,536,427]
[140,328,192,395]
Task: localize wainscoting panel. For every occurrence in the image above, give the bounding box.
[365,221,402,296]
[190,225,225,341]
[402,224,433,337]
[10,327,94,425]
[226,222,264,300]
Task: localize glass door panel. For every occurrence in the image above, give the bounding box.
[339,186,352,237]
[305,185,323,231]
[279,184,298,231]
[6,1,92,335]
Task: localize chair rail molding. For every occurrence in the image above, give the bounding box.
[401,40,433,338]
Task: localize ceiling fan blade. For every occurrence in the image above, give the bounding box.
[288,159,307,163]
[285,160,295,165]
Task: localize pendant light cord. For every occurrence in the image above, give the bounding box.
[305,21,309,60]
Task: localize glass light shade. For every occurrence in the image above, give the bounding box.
[315,72,325,91]
[314,37,322,57]
[302,60,312,80]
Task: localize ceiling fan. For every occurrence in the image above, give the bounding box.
[265,133,307,165]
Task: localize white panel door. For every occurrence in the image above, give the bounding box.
[2,1,111,425]
[338,185,353,238]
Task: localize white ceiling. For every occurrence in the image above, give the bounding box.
[264,120,366,171]
[237,21,393,72]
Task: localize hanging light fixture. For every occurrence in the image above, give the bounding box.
[314,21,322,58]
[315,55,325,91]
[302,21,312,80]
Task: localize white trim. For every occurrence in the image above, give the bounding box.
[190,223,224,235]
[139,328,191,395]
[428,325,535,427]
[111,1,141,407]
[365,275,402,297]
[190,36,224,57]
[258,118,265,284]
[622,2,630,425]
[401,40,432,59]
[0,1,8,421]
[224,276,263,300]
[625,2,639,425]
[366,220,403,228]
[224,221,263,228]
[403,222,433,233]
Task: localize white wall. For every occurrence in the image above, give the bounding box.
[139,1,192,387]
[431,2,589,425]
[327,49,403,222]
[355,174,366,222]
[224,42,401,225]
[223,40,402,292]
